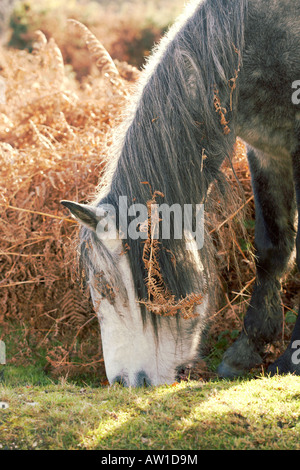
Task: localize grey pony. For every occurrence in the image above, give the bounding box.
[62,0,300,384]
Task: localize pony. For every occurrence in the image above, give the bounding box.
[62,0,300,386]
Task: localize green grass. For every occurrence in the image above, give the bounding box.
[0,366,299,450]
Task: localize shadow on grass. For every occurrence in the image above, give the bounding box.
[80,375,300,450]
[1,366,299,450]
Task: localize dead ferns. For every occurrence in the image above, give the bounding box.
[139,188,203,320]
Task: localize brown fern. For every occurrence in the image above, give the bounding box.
[67,19,120,78]
[139,187,202,319]
[213,87,231,135]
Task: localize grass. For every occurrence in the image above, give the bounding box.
[0,366,300,450]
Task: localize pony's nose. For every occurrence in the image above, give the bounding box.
[112,374,128,386]
[111,372,152,387]
[135,371,152,387]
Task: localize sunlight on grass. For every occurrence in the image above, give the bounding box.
[0,367,300,450]
[80,377,300,450]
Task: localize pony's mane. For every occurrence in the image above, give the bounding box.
[81,0,248,321]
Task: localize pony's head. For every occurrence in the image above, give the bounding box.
[61,200,209,386]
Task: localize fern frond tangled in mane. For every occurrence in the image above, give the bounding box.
[139,189,203,319]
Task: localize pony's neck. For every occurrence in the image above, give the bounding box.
[106,0,244,212]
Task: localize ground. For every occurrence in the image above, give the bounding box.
[0,366,299,450]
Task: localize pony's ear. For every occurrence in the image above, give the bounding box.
[61,200,99,231]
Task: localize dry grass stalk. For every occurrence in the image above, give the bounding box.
[67,19,125,89]
[209,194,254,235]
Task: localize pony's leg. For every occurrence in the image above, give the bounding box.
[218,146,296,378]
[268,148,300,376]
[267,302,300,375]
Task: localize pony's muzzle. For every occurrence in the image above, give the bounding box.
[112,371,152,388]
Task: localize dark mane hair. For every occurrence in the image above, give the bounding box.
[80,0,248,321]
